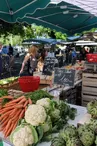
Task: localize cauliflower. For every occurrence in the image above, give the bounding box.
[25,104,47,126]
[36,98,51,108]
[10,125,38,146]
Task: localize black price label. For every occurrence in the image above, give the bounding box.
[54,68,75,87]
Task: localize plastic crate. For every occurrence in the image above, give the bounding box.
[18,76,40,92]
[86,54,97,63]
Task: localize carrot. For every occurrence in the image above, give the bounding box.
[24,100,29,107]
[15,104,24,109]
[4,96,25,106]
[0,110,13,120]
[5,123,14,137]
[12,109,22,120]
[2,117,10,127]
[28,98,32,104]
[19,109,25,119]
[0,107,15,114]
[12,120,18,131]
[5,119,12,130]
[18,97,27,104]
[1,115,8,123]
[4,103,16,108]
[2,96,13,99]
[10,108,18,117]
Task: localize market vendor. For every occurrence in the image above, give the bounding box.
[19,45,38,76]
[37,50,46,72]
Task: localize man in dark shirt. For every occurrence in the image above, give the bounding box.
[8,44,13,56]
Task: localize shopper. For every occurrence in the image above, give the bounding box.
[20,45,37,76]
[8,44,13,56]
[2,46,8,55]
[72,48,77,65]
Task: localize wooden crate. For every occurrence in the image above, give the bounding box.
[0,81,20,90]
[34,72,53,85]
[82,73,97,106]
[84,62,97,72]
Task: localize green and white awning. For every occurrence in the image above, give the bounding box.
[0,0,50,23]
[18,1,97,35]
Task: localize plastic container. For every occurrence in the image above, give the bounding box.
[86,54,97,63]
[18,76,40,92]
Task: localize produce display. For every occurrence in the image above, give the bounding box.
[65,61,84,70]
[87,100,97,118]
[0,95,32,137]
[51,100,97,146]
[0,77,18,85]
[8,97,77,146]
[0,89,8,97]
[25,90,54,103]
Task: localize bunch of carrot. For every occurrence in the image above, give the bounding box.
[0,95,32,137]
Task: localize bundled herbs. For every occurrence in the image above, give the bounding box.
[25,90,53,103]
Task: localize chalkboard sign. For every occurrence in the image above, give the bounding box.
[43,57,55,76]
[54,68,75,87]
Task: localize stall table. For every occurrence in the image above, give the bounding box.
[0,104,87,146]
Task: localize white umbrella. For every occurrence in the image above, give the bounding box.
[51,0,97,16]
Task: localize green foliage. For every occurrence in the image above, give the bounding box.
[0,20,67,45]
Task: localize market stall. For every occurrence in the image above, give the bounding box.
[0,87,96,146]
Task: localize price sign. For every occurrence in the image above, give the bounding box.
[43,57,55,76]
[54,68,75,87]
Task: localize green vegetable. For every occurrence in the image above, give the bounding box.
[59,125,77,141]
[58,101,77,121]
[42,134,52,142]
[0,89,8,105]
[50,108,60,121]
[0,89,8,97]
[42,116,52,133]
[25,90,53,103]
[51,137,66,146]
[95,136,97,146]
[36,126,44,141]
[78,124,95,146]
[87,100,97,118]
[66,137,82,146]
[29,125,39,144]
[0,77,18,85]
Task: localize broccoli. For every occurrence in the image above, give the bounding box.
[78,124,95,146]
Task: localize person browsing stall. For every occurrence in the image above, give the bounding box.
[20,45,37,76]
